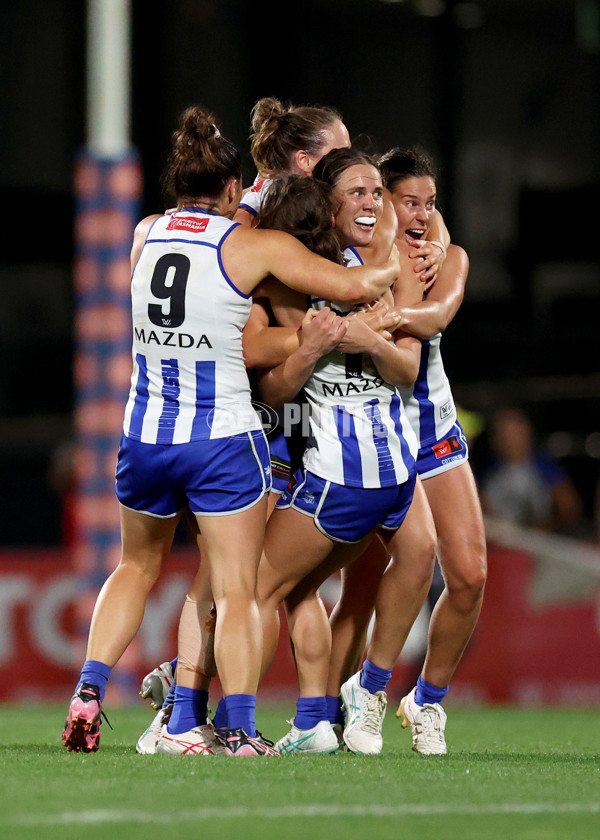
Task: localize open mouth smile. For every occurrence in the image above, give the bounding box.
[354,216,376,230]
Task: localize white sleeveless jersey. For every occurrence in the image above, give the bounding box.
[123,209,262,444]
[302,248,418,488]
[238,177,273,218]
[398,333,457,448]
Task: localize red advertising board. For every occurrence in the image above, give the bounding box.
[1,539,599,706]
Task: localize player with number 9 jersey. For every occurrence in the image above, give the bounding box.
[123,209,263,445]
[61,104,400,759]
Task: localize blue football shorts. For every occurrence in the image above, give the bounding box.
[266,398,308,494]
[276,467,417,543]
[269,427,294,494]
[416,421,469,480]
[115,429,271,517]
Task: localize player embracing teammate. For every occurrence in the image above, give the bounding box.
[62,97,485,759]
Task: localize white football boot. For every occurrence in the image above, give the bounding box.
[139,661,174,710]
[136,704,173,755]
[155,721,226,755]
[397,686,448,755]
[340,672,387,755]
[275,719,340,755]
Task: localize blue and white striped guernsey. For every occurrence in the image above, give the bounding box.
[237,177,273,218]
[301,248,418,489]
[122,209,262,444]
[398,332,457,448]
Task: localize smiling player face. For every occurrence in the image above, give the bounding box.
[332,164,384,250]
[389,175,437,244]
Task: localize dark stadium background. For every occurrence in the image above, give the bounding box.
[1,0,599,547]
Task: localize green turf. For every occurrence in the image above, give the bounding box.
[1,702,599,840]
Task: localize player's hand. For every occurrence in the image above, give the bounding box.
[353,300,399,336]
[408,239,445,285]
[299,307,348,358]
[337,311,391,354]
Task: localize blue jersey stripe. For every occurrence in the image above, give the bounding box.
[216,224,249,298]
[413,340,436,443]
[237,202,258,216]
[156,357,181,444]
[145,237,218,249]
[129,353,149,438]
[191,360,216,439]
[363,398,397,486]
[333,405,362,485]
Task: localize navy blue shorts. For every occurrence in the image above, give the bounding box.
[115,430,271,517]
[417,421,469,479]
[276,468,416,543]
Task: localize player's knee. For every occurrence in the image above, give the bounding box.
[119,554,164,587]
[413,532,438,587]
[443,547,487,609]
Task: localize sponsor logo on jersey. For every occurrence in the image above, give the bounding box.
[166,216,210,233]
[134,327,213,348]
[432,435,462,459]
[321,376,385,397]
[251,178,267,193]
[439,399,454,419]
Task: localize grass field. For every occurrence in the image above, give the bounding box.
[1,702,599,840]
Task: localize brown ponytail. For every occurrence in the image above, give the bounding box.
[161,105,241,203]
[249,96,344,177]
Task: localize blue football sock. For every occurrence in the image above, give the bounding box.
[294,696,328,730]
[167,686,209,735]
[325,694,345,726]
[414,675,449,706]
[360,658,392,695]
[212,697,227,729]
[77,660,111,702]
[163,680,177,707]
[224,694,257,737]
[169,657,178,672]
